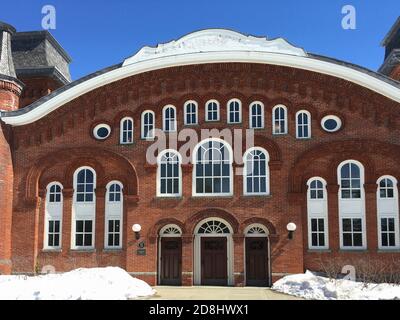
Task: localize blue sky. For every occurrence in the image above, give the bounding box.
[1,0,399,80]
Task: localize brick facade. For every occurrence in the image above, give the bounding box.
[2,61,400,286]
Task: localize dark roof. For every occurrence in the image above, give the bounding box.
[309,53,400,89]
[12,31,72,83]
[378,49,400,76]
[381,17,400,47]
[1,63,121,117]
[0,23,17,78]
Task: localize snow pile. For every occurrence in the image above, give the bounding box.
[0,267,156,300]
[273,271,400,300]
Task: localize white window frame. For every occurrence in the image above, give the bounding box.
[71,166,96,250]
[157,149,182,197]
[227,98,242,124]
[338,160,366,250]
[44,182,63,250]
[104,181,123,249]
[296,110,311,139]
[163,105,177,132]
[120,117,134,144]
[272,104,288,135]
[249,101,264,129]
[243,147,270,196]
[377,175,400,250]
[307,177,329,250]
[184,100,198,125]
[205,99,220,122]
[192,138,233,197]
[141,110,155,140]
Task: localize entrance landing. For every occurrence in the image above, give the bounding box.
[145,286,303,300]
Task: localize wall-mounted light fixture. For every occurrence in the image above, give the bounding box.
[132,224,142,240]
[286,222,297,240]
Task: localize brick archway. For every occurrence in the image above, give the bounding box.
[25,147,139,203]
[288,139,400,194]
[184,208,240,235]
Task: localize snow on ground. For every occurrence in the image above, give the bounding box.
[0,267,156,300]
[272,270,400,300]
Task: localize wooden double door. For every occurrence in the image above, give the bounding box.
[245,237,270,287]
[160,237,182,285]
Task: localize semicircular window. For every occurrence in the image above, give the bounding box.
[93,124,111,140]
[161,226,182,236]
[321,116,342,133]
[247,226,267,235]
[197,220,230,234]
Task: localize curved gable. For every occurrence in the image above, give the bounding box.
[2,28,400,126]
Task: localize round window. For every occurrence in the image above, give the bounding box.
[93,124,111,140]
[321,116,342,133]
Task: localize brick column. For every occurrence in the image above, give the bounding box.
[233,234,245,287]
[181,234,194,286]
[364,183,378,251]
[327,184,340,251]
[62,188,74,250]
[95,187,106,251]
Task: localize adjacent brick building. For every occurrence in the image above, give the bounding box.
[1,20,400,286]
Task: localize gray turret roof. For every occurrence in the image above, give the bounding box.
[0,22,17,79]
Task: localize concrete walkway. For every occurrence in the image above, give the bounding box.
[146,286,303,300]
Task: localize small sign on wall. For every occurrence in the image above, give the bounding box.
[137,241,146,255]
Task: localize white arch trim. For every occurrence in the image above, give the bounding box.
[4,30,400,126]
[193,217,234,285]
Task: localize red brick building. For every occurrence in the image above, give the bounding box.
[1,20,400,286]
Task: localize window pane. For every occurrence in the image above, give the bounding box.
[76,221,84,232]
[342,219,351,232]
[84,234,92,246]
[353,233,362,247]
[343,233,352,246]
[353,219,362,232]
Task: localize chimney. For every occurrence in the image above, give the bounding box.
[0,21,23,111]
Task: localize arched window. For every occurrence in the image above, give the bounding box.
[338,161,365,249]
[184,101,198,125]
[141,110,155,139]
[120,117,134,144]
[193,139,232,196]
[160,225,182,237]
[44,182,63,249]
[272,105,287,135]
[249,102,264,129]
[244,224,269,236]
[105,181,123,249]
[197,220,231,234]
[307,178,329,249]
[227,99,241,124]
[243,148,270,195]
[205,100,220,122]
[163,105,177,132]
[377,176,399,249]
[157,150,181,197]
[72,167,96,249]
[340,162,361,199]
[296,110,311,139]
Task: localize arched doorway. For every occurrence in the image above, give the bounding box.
[244,224,270,287]
[158,224,182,286]
[194,218,234,286]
